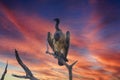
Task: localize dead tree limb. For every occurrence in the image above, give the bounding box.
[46,51,77,80]
[12,49,39,80]
[0,62,8,80]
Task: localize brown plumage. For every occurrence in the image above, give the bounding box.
[47,18,70,66]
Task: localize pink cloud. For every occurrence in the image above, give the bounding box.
[0,2,120,80]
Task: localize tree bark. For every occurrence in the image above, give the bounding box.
[68,67,72,80]
[64,60,77,80]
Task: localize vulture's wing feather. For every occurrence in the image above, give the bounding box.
[64,31,70,58]
[47,32,54,51]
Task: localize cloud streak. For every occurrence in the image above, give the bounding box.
[0,0,120,80]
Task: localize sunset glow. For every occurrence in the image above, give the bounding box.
[0,0,120,80]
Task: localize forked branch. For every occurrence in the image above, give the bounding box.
[12,49,39,80]
[46,51,77,80]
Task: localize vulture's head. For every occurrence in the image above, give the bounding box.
[54,18,60,24]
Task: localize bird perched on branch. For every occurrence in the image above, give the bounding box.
[47,18,70,66]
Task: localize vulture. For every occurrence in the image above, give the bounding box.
[47,18,70,66]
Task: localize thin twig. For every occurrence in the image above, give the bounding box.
[0,62,8,80]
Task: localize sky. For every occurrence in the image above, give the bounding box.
[0,0,120,80]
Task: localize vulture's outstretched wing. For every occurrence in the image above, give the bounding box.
[15,49,33,77]
[1,62,8,80]
[64,31,70,58]
[47,32,54,51]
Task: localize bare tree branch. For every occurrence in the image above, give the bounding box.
[0,62,8,80]
[12,49,39,80]
[12,74,28,79]
[71,61,78,67]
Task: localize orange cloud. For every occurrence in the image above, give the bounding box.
[0,2,120,80]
